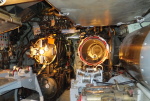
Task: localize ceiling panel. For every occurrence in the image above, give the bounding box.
[46,0,150,26]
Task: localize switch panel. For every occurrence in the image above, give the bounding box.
[0,33,9,50]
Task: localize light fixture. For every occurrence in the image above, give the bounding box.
[39,49,45,55]
[30,37,57,65]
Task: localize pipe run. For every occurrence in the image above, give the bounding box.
[137,83,150,100]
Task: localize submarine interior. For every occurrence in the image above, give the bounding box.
[0,0,150,101]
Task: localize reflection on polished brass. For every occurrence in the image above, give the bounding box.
[120,25,150,87]
[78,36,109,66]
[30,37,57,65]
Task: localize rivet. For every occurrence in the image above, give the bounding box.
[144,43,147,45]
[145,81,148,84]
[141,56,144,59]
[141,69,144,72]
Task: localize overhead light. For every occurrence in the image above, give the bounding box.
[39,49,45,55]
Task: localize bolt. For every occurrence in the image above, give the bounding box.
[145,81,148,84]
[141,56,144,59]
[29,79,32,82]
[144,43,147,45]
[141,69,144,72]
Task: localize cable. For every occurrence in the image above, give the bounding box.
[139,23,143,28]
[139,21,150,28]
[119,80,136,85]
[17,45,30,66]
[20,22,32,43]
[16,22,33,66]
[142,9,150,17]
